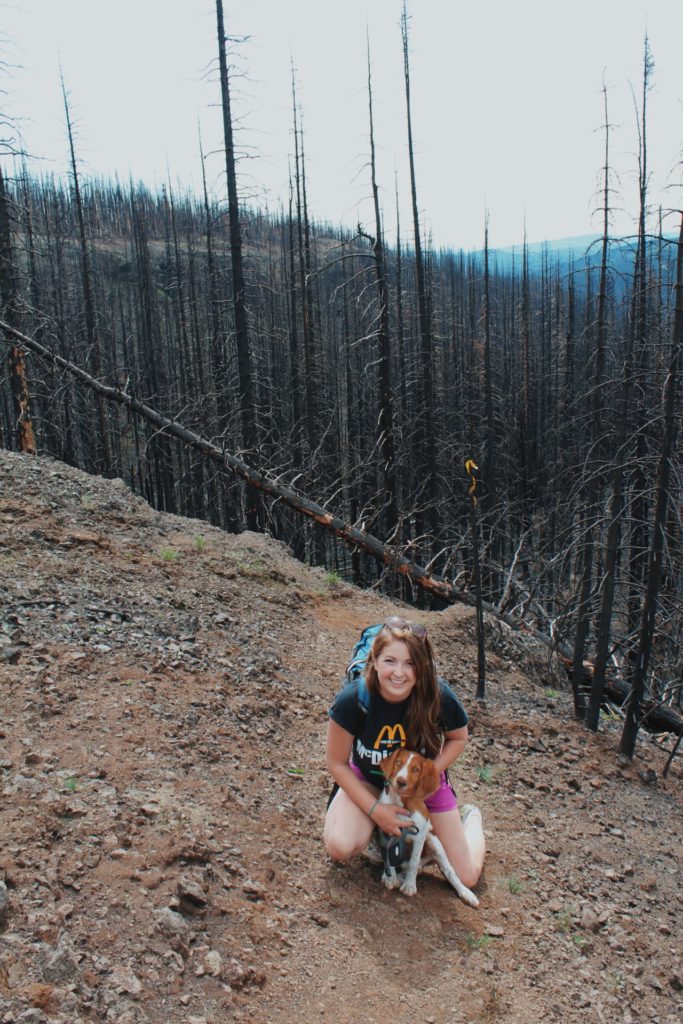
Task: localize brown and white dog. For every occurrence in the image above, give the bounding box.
[379,747,479,906]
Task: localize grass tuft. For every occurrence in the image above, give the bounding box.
[465,932,492,952]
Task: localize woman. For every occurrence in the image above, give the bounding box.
[324,617,485,889]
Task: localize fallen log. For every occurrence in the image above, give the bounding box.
[557,653,682,737]
[0,319,495,611]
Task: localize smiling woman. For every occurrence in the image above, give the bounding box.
[374,638,417,703]
[323,619,486,891]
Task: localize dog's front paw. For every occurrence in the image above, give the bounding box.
[399,877,418,897]
[381,871,400,890]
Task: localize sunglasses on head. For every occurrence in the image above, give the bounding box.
[384,616,428,640]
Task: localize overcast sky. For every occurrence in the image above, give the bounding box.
[2,0,681,250]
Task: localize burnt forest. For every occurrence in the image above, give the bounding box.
[1,4,681,765]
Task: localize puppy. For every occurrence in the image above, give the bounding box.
[379,747,479,906]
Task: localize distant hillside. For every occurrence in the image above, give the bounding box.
[490,233,600,265]
[484,231,678,296]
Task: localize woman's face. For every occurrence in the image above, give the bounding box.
[374,638,417,704]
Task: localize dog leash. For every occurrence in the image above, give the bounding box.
[380,824,420,870]
[379,779,420,870]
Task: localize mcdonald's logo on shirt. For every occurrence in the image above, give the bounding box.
[373,723,406,750]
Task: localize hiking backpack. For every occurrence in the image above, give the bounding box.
[343,622,384,713]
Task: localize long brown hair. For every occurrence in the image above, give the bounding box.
[365,623,442,757]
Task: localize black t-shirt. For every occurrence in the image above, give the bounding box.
[328,678,468,786]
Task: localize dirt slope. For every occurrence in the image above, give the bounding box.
[0,450,680,1024]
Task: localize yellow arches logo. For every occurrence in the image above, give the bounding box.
[374,723,406,749]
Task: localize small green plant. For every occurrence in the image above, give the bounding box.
[544,688,560,699]
[476,764,493,783]
[554,907,573,934]
[571,932,588,949]
[194,535,206,553]
[223,550,265,574]
[465,932,492,952]
[507,875,523,895]
[64,777,78,793]
[160,548,179,562]
[324,570,341,585]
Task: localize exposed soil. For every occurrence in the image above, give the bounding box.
[0,449,680,1024]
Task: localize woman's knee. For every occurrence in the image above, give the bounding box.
[458,861,483,889]
[323,830,363,862]
[323,812,370,861]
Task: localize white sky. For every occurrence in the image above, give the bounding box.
[2,0,682,250]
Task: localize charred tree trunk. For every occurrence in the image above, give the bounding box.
[482,216,498,597]
[588,51,651,730]
[619,215,683,757]
[625,38,655,678]
[215,0,263,531]
[572,83,611,720]
[401,3,438,560]
[366,44,398,540]
[61,75,113,474]
[0,165,36,454]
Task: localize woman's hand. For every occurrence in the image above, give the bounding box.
[370,802,412,837]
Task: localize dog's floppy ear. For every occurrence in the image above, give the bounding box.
[415,757,440,800]
[381,747,401,778]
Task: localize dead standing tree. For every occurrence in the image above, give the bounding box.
[401,2,439,563]
[61,74,113,475]
[365,41,398,541]
[587,44,654,732]
[0,163,36,454]
[619,214,683,758]
[215,0,263,531]
[571,82,612,720]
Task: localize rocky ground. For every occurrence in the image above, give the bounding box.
[0,449,681,1024]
